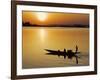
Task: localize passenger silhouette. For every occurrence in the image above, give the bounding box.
[58,50,60,52]
[64,48,66,53]
[58,50,60,57]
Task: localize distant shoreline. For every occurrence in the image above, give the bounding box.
[22,22,89,28]
[23,26,89,28]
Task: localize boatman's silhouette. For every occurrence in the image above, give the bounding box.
[76,45,78,52]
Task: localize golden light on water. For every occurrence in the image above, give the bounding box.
[36,12,48,21]
[23,28,89,68]
[40,28,46,42]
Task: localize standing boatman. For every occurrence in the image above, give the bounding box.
[76,45,78,52]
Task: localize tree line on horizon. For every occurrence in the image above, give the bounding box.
[22,22,89,28]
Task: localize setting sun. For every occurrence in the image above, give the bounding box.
[36,12,48,21]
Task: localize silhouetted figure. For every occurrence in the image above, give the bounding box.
[64,48,66,53]
[63,49,66,59]
[76,45,78,52]
[58,50,60,57]
[58,50,60,52]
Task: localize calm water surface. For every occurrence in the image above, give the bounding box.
[22,27,89,69]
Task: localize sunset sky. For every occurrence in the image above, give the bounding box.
[22,11,89,25]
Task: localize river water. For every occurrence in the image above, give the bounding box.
[22,27,89,69]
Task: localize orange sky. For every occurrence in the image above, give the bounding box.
[22,11,89,25]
